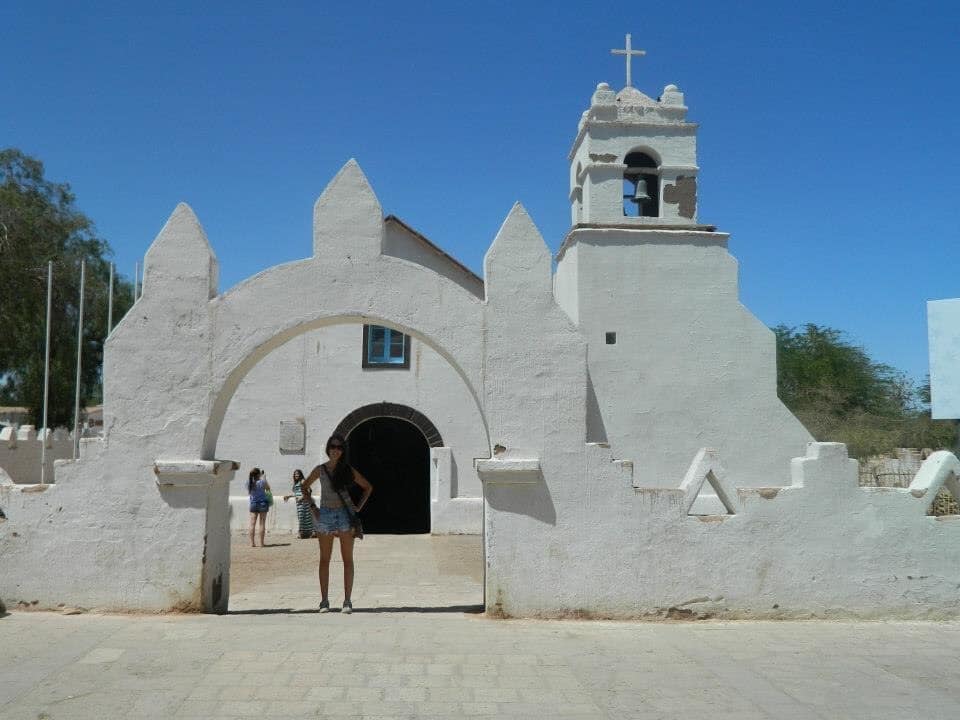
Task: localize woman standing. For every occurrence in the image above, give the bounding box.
[302,434,373,613]
[283,469,315,539]
[247,468,271,547]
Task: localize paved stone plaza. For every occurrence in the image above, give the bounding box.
[2,534,959,719]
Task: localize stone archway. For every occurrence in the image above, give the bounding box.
[165,161,489,464]
[333,403,443,533]
[116,161,494,612]
[334,402,444,447]
[4,158,584,615]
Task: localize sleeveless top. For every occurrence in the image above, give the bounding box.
[317,465,346,508]
[249,478,268,504]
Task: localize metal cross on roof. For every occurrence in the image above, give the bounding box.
[611,33,646,88]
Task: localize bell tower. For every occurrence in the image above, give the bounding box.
[569,34,700,227]
[555,35,812,492]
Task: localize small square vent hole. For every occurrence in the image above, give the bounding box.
[605,332,617,345]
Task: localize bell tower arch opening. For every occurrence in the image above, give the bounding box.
[623,150,660,217]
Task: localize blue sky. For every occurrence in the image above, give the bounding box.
[4,1,958,384]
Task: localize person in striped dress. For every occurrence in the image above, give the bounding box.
[283,469,316,539]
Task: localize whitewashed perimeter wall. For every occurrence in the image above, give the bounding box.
[218,326,487,533]
[0,426,74,484]
[485,442,960,619]
[2,158,959,618]
[0,160,490,612]
[0,188,235,613]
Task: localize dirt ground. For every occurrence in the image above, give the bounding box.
[229,531,483,598]
[230,535,315,593]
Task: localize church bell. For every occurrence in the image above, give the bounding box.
[631,177,650,205]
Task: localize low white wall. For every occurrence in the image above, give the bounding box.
[0,203,233,613]
[0,426,74,484]
[228,494,301,534]
[484,442,960,619]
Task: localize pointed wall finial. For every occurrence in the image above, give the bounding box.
[143,203,219,299]
[483,203,552,304]
[313,159,383,260]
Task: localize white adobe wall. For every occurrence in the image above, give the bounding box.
[0,202,236,612]
[0,426,73,484]
[0,159,492,612]
[553,243,579,326]
[4,157,958,621]
[382,219,484,298]
[555,228,812,489]
[217,325,487,534]
[483,202,960,618]
[928,298,960,419]
[485,441,960,619]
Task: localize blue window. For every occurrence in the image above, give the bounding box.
[362,325,410,369]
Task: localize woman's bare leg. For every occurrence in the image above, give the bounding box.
[338,531,355,602]
[248,512,257,547]
[258,512,266,547]
[317,534,335,601]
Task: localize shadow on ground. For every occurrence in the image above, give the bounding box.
[227,604,484,615]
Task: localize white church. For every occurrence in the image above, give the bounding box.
[2,38,958,618]
[220,44,811,535]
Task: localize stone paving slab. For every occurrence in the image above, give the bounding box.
[2,535,960,718]
[3,611,960,719]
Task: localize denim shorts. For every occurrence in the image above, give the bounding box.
[249,500,270,514]
[315,506,352,534]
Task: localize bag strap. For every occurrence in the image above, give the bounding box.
[336,488,359,524]
[323,465,360,523]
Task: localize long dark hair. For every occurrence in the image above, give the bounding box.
[292,468,304,488]
[247,467,261,494]
[326,434,353,491]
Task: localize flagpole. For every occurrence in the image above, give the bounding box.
[39,260,53,484]
[73,259,86,459]
[107,262,114,333]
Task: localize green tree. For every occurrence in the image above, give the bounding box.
[775,324,958,457]
[0,149,133,427]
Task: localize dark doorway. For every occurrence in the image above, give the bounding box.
[347,417,430,533]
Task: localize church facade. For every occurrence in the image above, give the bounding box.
[3,43,959,618]
[220,73,811,535]
[218,216,489,535]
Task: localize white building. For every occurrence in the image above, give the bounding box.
[220,74,810,534]
[219,216,488,534]
[3,39,959,617]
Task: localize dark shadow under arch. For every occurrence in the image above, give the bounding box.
[346,417,431,533]
[334,402,444,447]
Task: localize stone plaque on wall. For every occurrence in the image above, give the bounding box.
[279,420,306,455]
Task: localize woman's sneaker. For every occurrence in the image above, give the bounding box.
[318,599,330,613]
[341,600,353,614]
